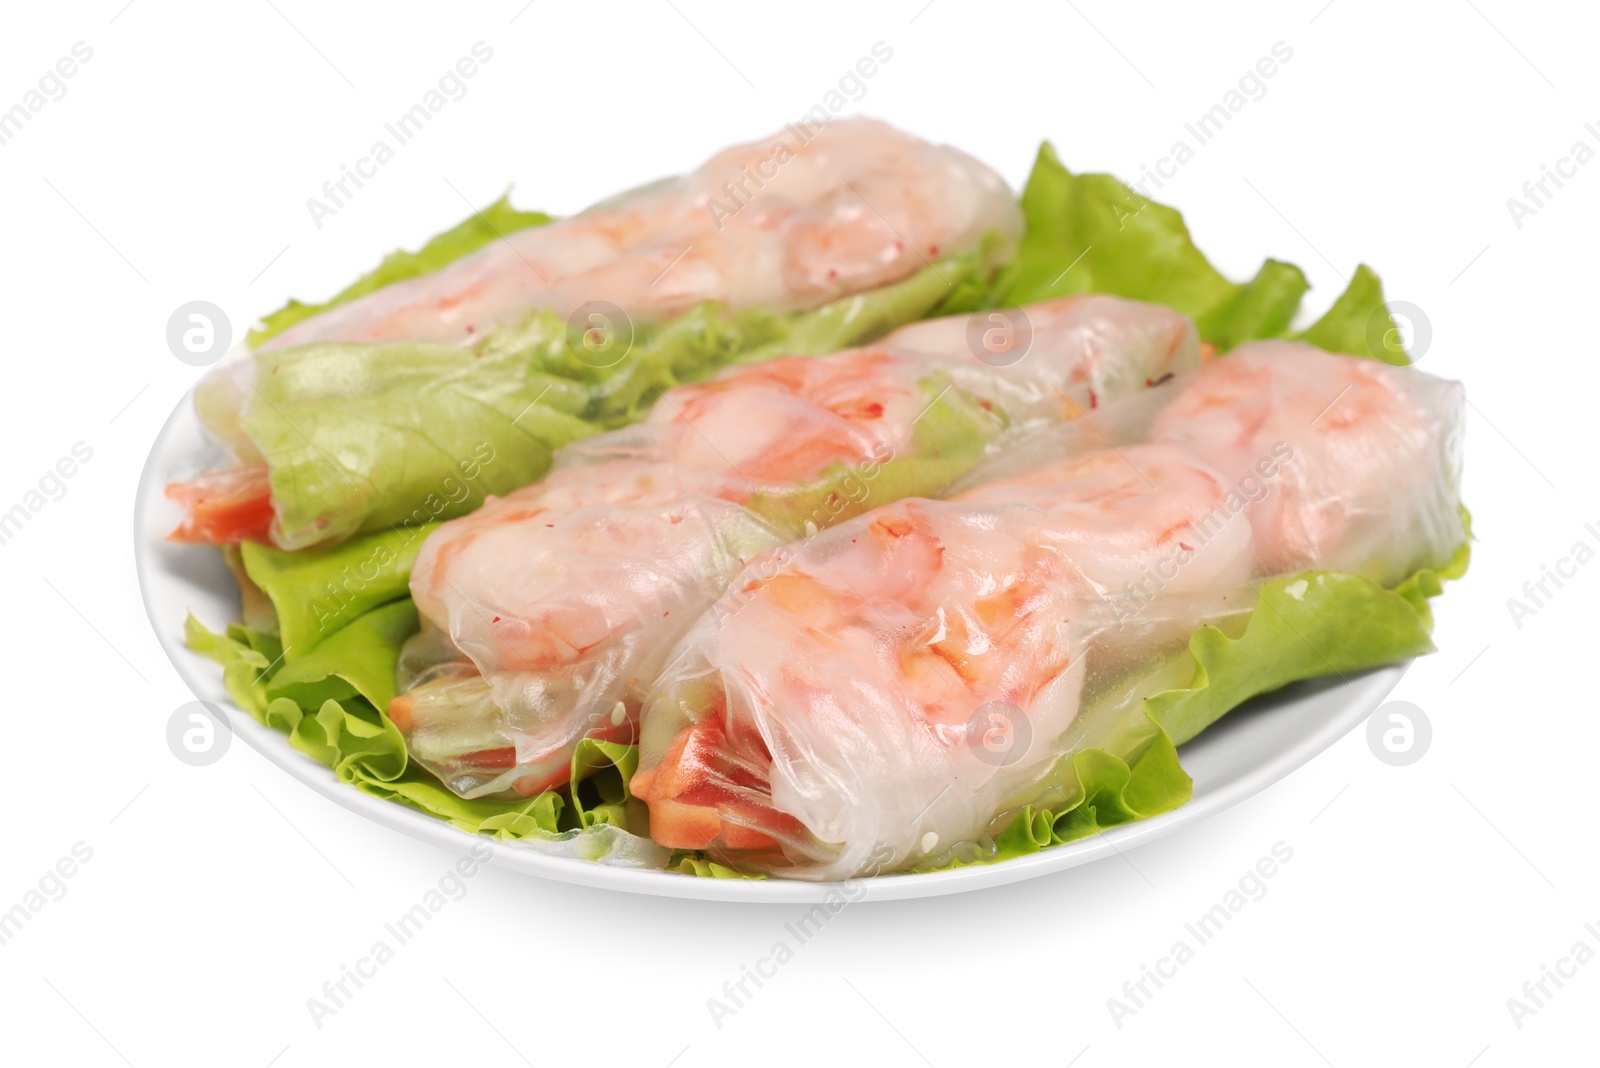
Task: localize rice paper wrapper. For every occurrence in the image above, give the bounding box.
[396,296,1203,803]
[634,343,1467,879]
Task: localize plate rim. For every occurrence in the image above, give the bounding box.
[135,383,1403,904]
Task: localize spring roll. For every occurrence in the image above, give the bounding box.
[167,117,1022,550]
[634,343,1467,878]
[267,117,1021,349]
[395,296,1203,799]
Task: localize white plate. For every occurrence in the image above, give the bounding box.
[136,384,1404,903]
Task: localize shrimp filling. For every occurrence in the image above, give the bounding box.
[396,297,1203,800]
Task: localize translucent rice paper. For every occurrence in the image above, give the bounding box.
[635,343,1466,879]
[264,117,1023,350]
[1148,341,1465,586]
[399,496,785,798]
[398,296,1202,799]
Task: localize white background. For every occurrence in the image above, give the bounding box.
[1,1,1594,1064]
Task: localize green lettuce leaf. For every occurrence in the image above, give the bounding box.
[248,195,552,347]
[983,144,1409,361]
[238,524,438,660]
[1148,545,1469,747]
[985,144,1267,340]
[1293,263,1409,365]
[976,726,1191,865]
[185,609,641,840]
[1195,259,1309,352]
[934,532,1470,870]
[264,598,418,708]
[243,329,595,550]
[669,855,766,879]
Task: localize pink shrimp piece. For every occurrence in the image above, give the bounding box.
[640,349,928,484]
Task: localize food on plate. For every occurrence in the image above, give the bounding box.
[165,118,1021,551]
[393,295,1202,800]
[173,130,1468,882]
[631,344,1467,877]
